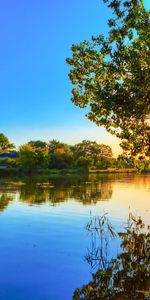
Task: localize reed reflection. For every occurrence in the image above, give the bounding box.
[73,214,150,300]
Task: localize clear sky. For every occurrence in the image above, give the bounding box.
[0,0,149,156]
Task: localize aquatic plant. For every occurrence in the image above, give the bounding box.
[73,213,150,300]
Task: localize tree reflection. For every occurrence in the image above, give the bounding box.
[0,175,113,209]
[72,181,112,204]
[0,181,20,211]
[0,193,13,212]
[73,214,150,300]
[18,175,113,205]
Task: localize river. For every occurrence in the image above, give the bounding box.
[0,173,149,300]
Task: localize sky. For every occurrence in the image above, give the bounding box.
[0,0,149,156]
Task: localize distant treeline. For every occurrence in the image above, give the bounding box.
[0,133,149,172]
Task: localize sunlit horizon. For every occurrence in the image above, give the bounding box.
[3,124,122,157]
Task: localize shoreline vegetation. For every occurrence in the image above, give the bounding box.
[0,133,150,175]
[0,167,150,177]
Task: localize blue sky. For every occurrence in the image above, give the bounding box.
[0,0,149,156]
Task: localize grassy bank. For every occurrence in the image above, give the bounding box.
[0,167,81,176]
[89,167,136,173]
[0,167,150,177]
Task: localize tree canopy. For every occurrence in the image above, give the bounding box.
[19,144,48,171]
[73,140,112,166]
[67,0,150,157]
[1,134,149,172]
[0,133,14,153]
[28,140,47,150]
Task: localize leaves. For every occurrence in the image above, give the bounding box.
[0,133,15,153]
[67,0,150,157]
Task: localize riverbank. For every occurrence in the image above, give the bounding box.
[0,167,149,177]
[89,167,136,173]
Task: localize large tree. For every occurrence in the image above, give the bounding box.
[67,0,150,157]
[73,140,112,166]
[48,140,73,169]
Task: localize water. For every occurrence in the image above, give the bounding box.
[0,173,149,300]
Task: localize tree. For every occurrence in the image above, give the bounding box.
[96,157,111,169]
[0,133,14,153]
[48,140,64,154]
[67,0,150,157]
[48,153,67,169]
[48,140,72,155]
[77,156,93,169]
[19,145,36,171]
[115,154,134,168]
[19,144,48,171]
[28,140,47,150]
[74,140,112,166]
[48,140,74,169]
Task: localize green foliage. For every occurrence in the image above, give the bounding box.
[67,0,150,156]
[74,140,113,167]
[34,148,49,169]
[48,140,72,156]
[73,213,150,300]
[0,133,14,153]
[77,156,93,169]
[48,140,74,169]
[96,157,111,169]
[114,154,149,171]
[2,134,141,171]
[48,140,63,154]
[19,144,48,171]
[115,154,134,168]
[48,153,68,169]
[134,157,150,173]
[19,144,38,171]
[13,139,114,171]
[0,158,19,168]
[28,140,47,150]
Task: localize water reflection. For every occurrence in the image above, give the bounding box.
[0,174,113,209]
[73,214,150,300]
[72,181,112,204]
[0,193,13,212]
[0,174,149,212]
[85,214,116,270]
[0,174,149,300]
